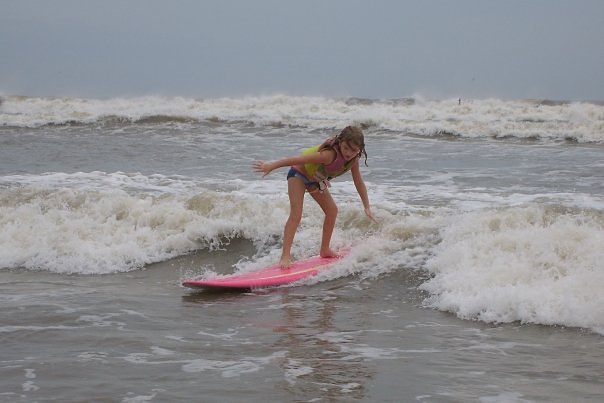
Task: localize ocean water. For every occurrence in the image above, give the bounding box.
[1,95,603,402]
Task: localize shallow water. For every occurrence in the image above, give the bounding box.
[1,95,603,401]
[2,241,603,402]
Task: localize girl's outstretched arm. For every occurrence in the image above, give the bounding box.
[253,150,334,177]
[351,161,378,223]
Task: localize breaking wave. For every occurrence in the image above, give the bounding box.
[2,94,603,143]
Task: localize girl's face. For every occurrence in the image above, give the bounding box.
[340,140,361,161]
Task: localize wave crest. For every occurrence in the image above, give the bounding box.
[2,95,603,143]
[421,205,604,333]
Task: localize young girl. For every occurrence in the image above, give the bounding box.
[253,126,377,268]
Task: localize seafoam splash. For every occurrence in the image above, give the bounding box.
[2,95,603,143]
[0,172,401,275]
[1,169,603,334]
[421,205,604,334]
[0,172,288,274]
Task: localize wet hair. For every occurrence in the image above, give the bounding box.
[336,125,368,166]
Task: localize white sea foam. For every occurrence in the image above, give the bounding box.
[121,389,165,403]
[2,95,603,143]
[1,171,603,333]
[0,171,436,277]
[180,351,287,378]
[284,358,314,385]
[421,206,604,334]
[0,172,286,274]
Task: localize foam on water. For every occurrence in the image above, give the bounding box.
[1,170,603,334]
[421,206,604,334]
[2,95,603,143]
[0,172,286,274]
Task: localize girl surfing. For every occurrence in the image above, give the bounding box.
[253,126,377,267]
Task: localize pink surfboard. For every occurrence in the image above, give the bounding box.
[182,251,348,290]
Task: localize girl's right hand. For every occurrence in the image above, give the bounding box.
[365,207,379,224]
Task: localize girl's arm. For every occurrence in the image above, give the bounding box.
[351,161,378,223]
[253,149,334,177]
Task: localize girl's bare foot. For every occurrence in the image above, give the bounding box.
[320,248,338,258]
[279,256,292,269]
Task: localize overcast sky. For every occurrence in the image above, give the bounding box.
[2,0,603,100]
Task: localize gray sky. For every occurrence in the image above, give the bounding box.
[2,0,603,100]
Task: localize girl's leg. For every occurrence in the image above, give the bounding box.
[281,177,306,267]
[310,189,338,258]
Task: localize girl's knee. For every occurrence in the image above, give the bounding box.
[288,210,303,225]
[326,204,338,219]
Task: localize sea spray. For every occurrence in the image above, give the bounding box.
[421,205,604,333]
